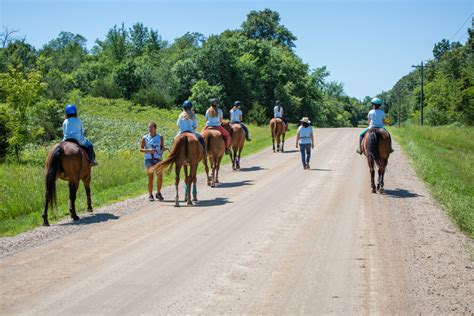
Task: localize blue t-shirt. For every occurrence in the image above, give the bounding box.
[177,112,197,133]
[297,126,313,145]
[143,133,162,160]
[230,108,242,123]
[205,108,223,127]
[368,109,385,128]
[62,117,86,145]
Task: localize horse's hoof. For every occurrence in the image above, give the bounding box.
[87,208,93,213]
[371,189,376,193]
[187,201,193,206]
[43,221,50,227]
[72,215,80,221]
[192,197,198,202]
[174,203,180,207]
[379,188,384,194]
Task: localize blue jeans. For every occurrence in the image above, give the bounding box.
[299,143,311,166]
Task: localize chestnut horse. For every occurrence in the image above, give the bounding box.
[270,118,286,152]
[153,133,208,207]
[202,128,226,187]
[43,140,93,226]
[222,122,246,170]
[361,128,392,193]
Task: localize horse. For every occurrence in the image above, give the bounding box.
[202,128,226,187]
[222,121,245,170]
[270,118,286,152]
[153,133,208,207]
[361,128,392,193]
[43,140,93,226]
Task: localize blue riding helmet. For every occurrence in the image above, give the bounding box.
[210,98,218,106]
[65,104,77,115]
[371,98,382,105]
[234,101,241,107]
[182,100,193,109]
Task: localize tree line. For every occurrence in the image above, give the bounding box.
[378,33,473,126]
[0,9,371,160]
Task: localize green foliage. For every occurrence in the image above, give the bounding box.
[0,69,46,159]
[248,102,267,125]
[190,80,224,113]
[391,126,474,238]
[386,34,473,126]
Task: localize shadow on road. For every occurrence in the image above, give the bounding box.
[280,149,298,153]
[239,166,267,172]
[194,197,232,207]
[59,213,119,226]
[308,168,331,171]
[383,188,421,198]
[215,180,254,188]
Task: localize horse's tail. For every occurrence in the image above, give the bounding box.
[45,145,63,209]
[367,129,383,167]
[153,136,188,175]
[270,119,276,137]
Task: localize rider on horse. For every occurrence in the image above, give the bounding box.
[229,101,251,141]
[273,100,289,131]
[177,100,207,151]
[62,104,98,166]
[356,97,394,154]
[202,98,231,155]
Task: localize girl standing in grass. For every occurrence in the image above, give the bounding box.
[140,122,164,202]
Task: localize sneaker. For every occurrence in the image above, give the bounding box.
[356,148,362,154]
[90,160,99,166]
[246,138,252,142]
[155,192,164,201]
[390,148,394,153]
[148,195,155,202]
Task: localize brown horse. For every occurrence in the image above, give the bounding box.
[43,141,93,226]
[153,133,208,207]
[202,128,226,187]
[361,128,392,193]
[270,118,286,152]
[222,122,245,170]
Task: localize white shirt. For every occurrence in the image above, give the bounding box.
[205,108,223,127]
[297,126,313,145]
[230,108,242,123]
[274,105,283,118]
[368,109,385,129]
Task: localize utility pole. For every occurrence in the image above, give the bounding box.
[396,87,401,127]
[412,61,424,125]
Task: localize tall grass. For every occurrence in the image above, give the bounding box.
[390,125,474,238]
[0,97,295,236]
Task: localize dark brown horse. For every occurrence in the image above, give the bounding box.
[202,128,225,187]
[270,118,286,152]
[362,128,392,193]
[222,122,246,170]
[153,133,209,207]
[43,141,93,226]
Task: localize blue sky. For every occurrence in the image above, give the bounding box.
[1,0,472,99]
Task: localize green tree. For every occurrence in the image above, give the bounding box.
[190,80,224,113]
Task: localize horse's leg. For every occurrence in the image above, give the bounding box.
[231,146,236,170]
[68,181,80,221]
[43,194,50,227]
[237,146,242,169]
[272,133,276,152]
[211,156,216,187]
[184,165,192,205]
[191,163,198,203]
[83,175,93,212]
[174,164,181,207]
[378,163,385,194]
[216,155,223,184]
[183,165,189,202]
[368,160,376,193]
[281,132,285,152]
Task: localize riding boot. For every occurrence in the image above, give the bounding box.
[356,136,363,155]
[241,123,251,141]
[85,145,99,166]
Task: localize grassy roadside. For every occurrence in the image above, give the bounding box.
[389,125,473,238]
[0,97,296,236]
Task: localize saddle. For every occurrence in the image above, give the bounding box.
[62,139,90,161]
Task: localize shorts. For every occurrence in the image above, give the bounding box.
[144,158,161,169]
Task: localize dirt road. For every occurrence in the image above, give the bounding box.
[1,128,473,314]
